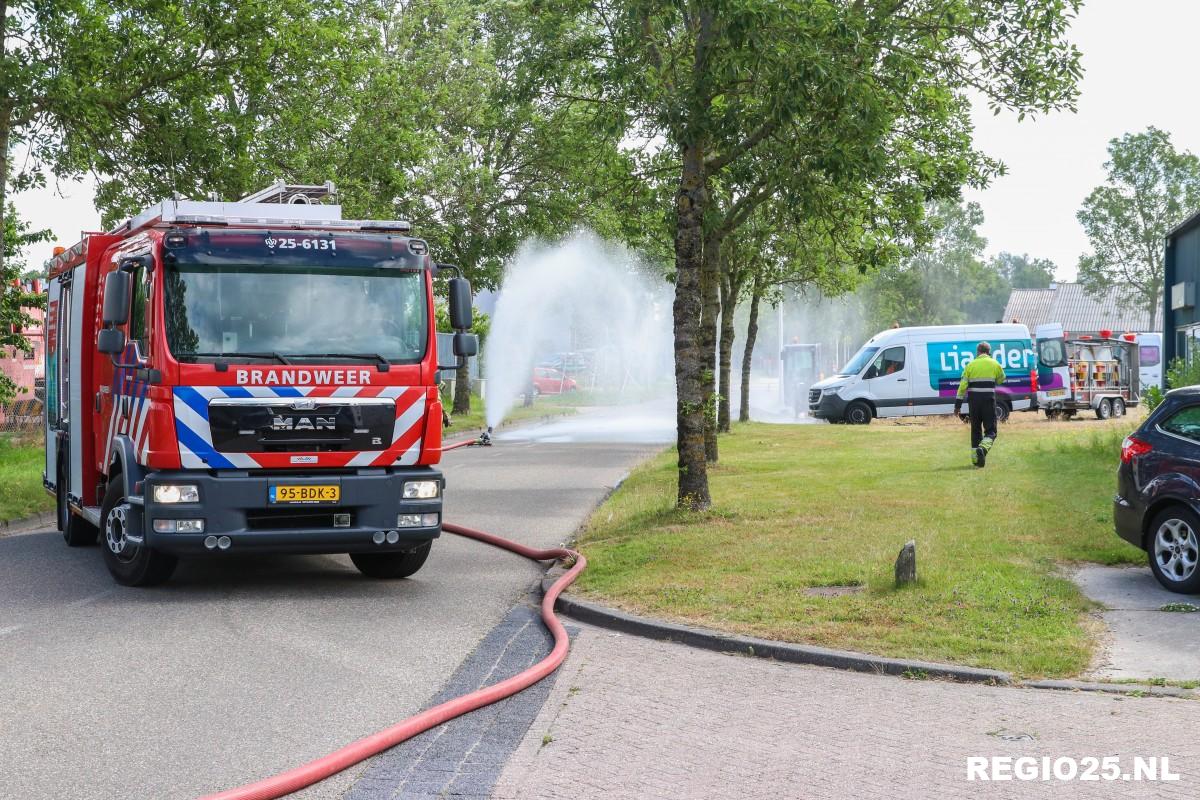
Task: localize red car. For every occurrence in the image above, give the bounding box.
[532,367,577,395]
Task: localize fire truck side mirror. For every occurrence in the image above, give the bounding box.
[453,332,478,358]
[98,328,126,355]
[102,270,132,325]
[448,277,473,331]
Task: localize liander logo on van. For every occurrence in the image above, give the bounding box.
[927,340,1035,391]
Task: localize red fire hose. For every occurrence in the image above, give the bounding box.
[198,434,579,800]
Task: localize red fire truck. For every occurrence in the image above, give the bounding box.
[43,183,477,586]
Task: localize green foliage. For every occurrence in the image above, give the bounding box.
[1166,356,1200,392]
[434,305,490,342]
[329,0,650,293]
[1144,385,1165,412]
[2,0,385,238]
[1077,127,1200,320]
[860,201,1057,331]
[1,203,50,405]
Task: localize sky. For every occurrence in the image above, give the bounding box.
[10,0,1200,282]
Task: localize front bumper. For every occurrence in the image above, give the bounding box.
[809,392,848,420]
[140,467,442,555]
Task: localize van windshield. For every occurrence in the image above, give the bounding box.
[837,346,879,376]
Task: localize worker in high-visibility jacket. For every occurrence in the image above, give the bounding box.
[954,341,1007,468]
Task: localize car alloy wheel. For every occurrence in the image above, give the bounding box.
[1154,518,1199,584]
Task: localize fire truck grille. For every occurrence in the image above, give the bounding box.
[208,401,395,453]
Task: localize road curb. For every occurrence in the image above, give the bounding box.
[0,511,55,538]
[543,576,1200,699]
[541,574,1012,685]
[1023,679,1196,698]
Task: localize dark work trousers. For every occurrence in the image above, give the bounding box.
[968,391,997,449]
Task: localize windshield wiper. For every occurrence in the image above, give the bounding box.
[294,353,392,371]
[183,351,293,365]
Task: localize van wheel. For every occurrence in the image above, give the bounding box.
[57,466,97,547]
[994,399,1011,423]
[843,401,872,425]
[1148,507,1200,594]
[1112,398,1126,417]
[100,481,178,587]
[1096,398,1112,420]
[351,541,433,579]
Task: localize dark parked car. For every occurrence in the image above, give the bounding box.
[1115,386,1200,593]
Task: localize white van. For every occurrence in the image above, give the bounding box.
[808,324,1035,425]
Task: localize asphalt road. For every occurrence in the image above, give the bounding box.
[0,429,657,800]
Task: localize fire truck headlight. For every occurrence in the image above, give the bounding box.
[402,480,440,500]
[153,484,200,504]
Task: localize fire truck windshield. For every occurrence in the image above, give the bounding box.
[163,264,428,364]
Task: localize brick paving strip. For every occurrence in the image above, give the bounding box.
[345,589,573,800]
[494,626,1200,800]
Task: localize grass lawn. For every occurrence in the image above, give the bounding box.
[573,414,1145,678]
[442,391,578,435]
[0,434,53,524]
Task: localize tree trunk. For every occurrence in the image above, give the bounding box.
[717,263,741,433]
[453,361,471,414]
[700,229,721,462]
[739,274,763,423]
[673,139,711,510]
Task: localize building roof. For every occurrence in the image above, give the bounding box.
[1002,282,1161,334]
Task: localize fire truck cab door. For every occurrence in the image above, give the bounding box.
[45,271,85,505]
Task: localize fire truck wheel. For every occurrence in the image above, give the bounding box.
[350,540,432,579]
[100,481,178,587]
[58,474,98,547]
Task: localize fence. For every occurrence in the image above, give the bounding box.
[1,398,43,432]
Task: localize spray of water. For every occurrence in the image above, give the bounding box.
[483,231,673,432]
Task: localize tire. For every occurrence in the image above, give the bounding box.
[58,470,98,547]
[1112,397,1126,417]
[100,480,178,587]
[350,540,433,579]
[994,399,1011,424]
[1096,398,1112,420]
[1045,409,1060,421]
[1147,507,1200,594]
[843,401,872,425]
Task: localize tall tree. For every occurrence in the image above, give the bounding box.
[992,252,1057,291]
[332,0,643,415]
[524,0,1082,509]
[1077,127,1200,321]
[2,0,382,250]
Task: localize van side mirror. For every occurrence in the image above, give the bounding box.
[97,328,126,354]
[102,270,131,325]
[448,277,473,331]
[453,332,478,358]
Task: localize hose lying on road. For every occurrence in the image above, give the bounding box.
[198,435,578,800]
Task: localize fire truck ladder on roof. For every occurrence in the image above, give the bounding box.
[237,181,337,205]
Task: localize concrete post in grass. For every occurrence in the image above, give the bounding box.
[895,540,917,586]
